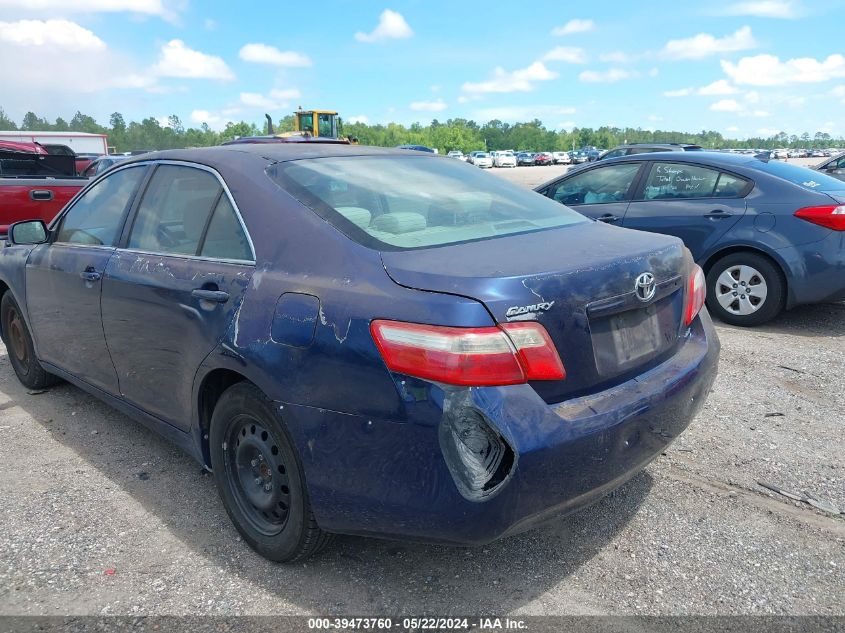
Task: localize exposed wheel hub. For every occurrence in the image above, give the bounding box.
[5,307,28,363]
[225,417,291,535]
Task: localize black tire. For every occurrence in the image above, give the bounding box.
[209,382,332,562]
[1,292,58,389]
[705,252,785,326]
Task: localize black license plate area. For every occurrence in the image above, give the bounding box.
[590,298,677,376]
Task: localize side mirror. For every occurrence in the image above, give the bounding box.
[7,220,49,246]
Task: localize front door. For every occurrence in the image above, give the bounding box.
[101,164,254,430]
[622,161,748,260]
[25,164,148,393]
[541,162,644,224]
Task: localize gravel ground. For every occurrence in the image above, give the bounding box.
[0,158,842,616]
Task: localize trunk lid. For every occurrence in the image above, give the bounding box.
[380,222,689,403]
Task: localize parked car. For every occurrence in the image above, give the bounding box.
[81,155,127,178]
[517,152,536,166]
[599,143,703,162]
[552,151,572,165]
[494,151,517,168]
[466,151,484,165]
[396,144,436,153]
[533,152,553,166]
[570,150,590,164]
[813,152,845,182]
[472,151,493,168]
[772,148,789,159]
[0,141,86,236]
[536,152,845,326]
[447,151,467,161]
[0,144,718,561]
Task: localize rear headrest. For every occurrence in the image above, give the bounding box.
[370,212,426,234]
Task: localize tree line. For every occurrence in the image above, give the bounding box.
[1,107,842,155]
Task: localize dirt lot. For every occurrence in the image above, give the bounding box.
[0,159,843,616]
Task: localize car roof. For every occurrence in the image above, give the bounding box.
[592,150,759,168]
[120,143,423,170]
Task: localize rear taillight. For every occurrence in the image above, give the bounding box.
[370,320,566,386]
[684,264,706,326]
[794,205,845,231]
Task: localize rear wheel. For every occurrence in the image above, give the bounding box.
[209,382,332,562]
[1,292,57,389]
[705,252,785,326]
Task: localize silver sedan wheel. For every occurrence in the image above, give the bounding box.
[714,264,768,316]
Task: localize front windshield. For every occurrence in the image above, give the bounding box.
[266,155,587,250]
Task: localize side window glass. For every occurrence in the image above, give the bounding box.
[603,149,626,160]
[200,195,253,261]
[549,164,641,205]
[642,163,719,200]
[713,172,749,197]
[127,165,221,256]
[56,165,145,246]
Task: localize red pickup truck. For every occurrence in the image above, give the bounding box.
[0,141,86,235]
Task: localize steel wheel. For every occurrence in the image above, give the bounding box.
[714,264,768,316]
[223,415,292,536]
[4,304,28,364]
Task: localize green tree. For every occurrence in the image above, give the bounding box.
[0,107,18,130]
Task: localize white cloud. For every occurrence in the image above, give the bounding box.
[472,105,575,122]
[721,53,845,86]
[744,90,761,103]
[578,68,635,83]
[551,19,594,36]
[409,99,447,112]
[462,62,558,94]
[270,88,301,100]
[153,39,234,80]
[238,43,312,67]
[727,125,740,132]
[698,79,739,95]
[347,115,369,124]
[0,19,105,51]
[189,109,225,129]
[664,87,693,97]
[354,9,413,43]
[750,110,771,117]
[457,94,482,104]
[720,1,800,18]
[661,26,756,60]
[710,99,742,112]
[239,92,280,109]
[542,46,587,64]
[0,0,171,17]
[648,67,659,77]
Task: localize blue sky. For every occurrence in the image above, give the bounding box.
[1,0,844,138]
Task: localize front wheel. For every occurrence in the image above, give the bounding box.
[209,382,332,562]
[1,292,57,389]
[705,252,785,326]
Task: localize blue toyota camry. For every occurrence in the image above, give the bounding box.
[0,145,719,561]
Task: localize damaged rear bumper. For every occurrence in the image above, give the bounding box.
[279,310,720,545]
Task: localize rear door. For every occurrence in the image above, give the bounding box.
[25,164,148,392]
[101,163,254,431]
[622,161,749,260]
[539,162,645,223]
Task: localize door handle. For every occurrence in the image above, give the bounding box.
[597,214,619,223]
[191,289,230,303]
[30,190,54,201]
[705,210,733,219]
[79,270,101,282]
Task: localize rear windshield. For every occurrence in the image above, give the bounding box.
[267,155,586,250]
[750,160,845,192]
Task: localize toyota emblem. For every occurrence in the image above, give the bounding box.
[635,272,656,302]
